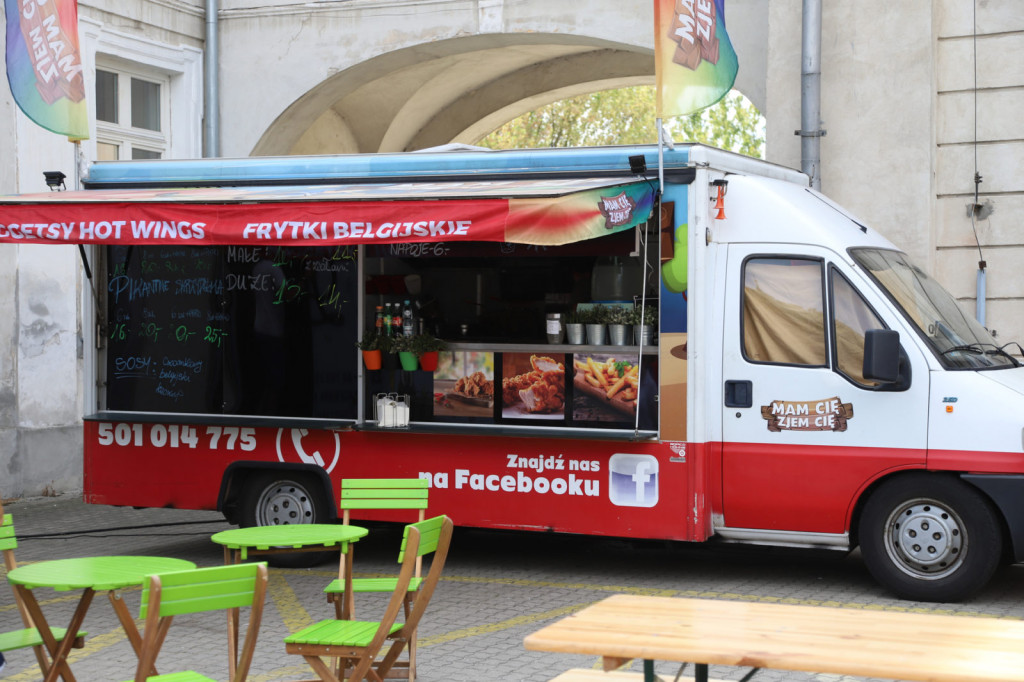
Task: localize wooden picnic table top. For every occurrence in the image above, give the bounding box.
[524,594,1024,682]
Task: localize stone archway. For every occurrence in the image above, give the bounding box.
[252,34,657,155]
[245,0,768,157]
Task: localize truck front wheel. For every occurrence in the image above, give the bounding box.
[238,472,332,567]
[859,474,1002,602]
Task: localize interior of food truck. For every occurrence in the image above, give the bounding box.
[99,213,662,435]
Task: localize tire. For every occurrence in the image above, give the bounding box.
[859,473,1002,602]
[238,472,334,568]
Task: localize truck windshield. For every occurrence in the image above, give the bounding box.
[851,248,1017,370]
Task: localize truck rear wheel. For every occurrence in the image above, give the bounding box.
[859,474,1001,602]
[238,472,333,568]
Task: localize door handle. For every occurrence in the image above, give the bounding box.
[724,380,753,408]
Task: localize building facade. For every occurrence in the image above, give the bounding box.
[0,0,1020,496]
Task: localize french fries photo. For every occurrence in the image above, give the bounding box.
[573,355,640,416]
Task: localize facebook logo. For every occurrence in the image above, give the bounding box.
[608,453,659,507]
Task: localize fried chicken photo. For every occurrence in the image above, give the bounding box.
[518,369,565,413]
[454,371,493,398]
[503,355,565,414]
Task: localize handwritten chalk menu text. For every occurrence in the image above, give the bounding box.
[105,245,358,417]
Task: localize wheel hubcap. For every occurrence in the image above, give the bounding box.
[884,498,965,580]
[255,480,315,525]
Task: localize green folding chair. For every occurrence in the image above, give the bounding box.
[326,478,429,679]
[0,500,86,682]
[125,562,269,682]
[295,515,453,682]
[337,478,429,526]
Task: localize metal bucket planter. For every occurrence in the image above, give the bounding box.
[565,323,585,345]
[608,324,630,346]
[585,323,607,346]
[633,325,654,345]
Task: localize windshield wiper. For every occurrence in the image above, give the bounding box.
[940,343,1021,366]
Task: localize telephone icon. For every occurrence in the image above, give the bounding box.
[291,429,325,467]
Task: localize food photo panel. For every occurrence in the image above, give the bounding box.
[499,353,567,422]
[571,352,641,425]
[432,351,495,422]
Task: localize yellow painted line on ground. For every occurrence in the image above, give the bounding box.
[419,601,595,646]
[270,571,314,633]
[250,663,322,681]
[249,601,597,682]
[299,567,1016,619]
[0,591,84,615]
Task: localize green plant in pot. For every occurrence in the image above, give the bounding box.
[409,333,447,371]
[391,334,420,371]
[356,332,392,369]
[583,304,610,345]
[564,309,585,344]
[627,303,658,345]
[606,305,631,346]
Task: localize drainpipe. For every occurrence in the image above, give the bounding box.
[204,0,220,157]
[797,0,823,190]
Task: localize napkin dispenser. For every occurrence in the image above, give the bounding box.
[374,393,410,428]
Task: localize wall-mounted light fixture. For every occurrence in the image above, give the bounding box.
[44,171,66,191]
[628,155,647,175]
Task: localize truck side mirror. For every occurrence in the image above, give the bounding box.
[863,329,901,383]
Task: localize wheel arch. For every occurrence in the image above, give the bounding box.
[849,469,1012,557]
[217,461,337,525]
[959,473,1023,563]
[848,467,930,548]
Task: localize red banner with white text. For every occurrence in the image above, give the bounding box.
[0,182,655,247]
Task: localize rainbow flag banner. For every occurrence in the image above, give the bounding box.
[654,0,738,118]
[5,0,89,139]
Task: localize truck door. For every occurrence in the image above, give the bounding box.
[719,245,928,539]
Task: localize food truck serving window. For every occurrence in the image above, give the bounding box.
[101,230,659,431]
[79,177,660,428]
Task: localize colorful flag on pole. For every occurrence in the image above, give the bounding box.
[654,0,738,118]
[4,0,89,139]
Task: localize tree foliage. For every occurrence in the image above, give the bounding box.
[477,87,764,158]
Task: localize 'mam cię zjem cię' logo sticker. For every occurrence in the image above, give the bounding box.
[761,397,853,432]
[598,192,638,229]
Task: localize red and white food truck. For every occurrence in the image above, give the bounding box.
[2,144,1022,602]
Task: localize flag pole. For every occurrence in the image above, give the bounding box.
[657,117,665,195]
[633,116,665,436]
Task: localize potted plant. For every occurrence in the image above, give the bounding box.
[355,332,391,370]
[606,305,631,346]
[409,333,447,371]
[391,334,420,371]
[628,303,658,345]
[564,309,585,345]
[583,304,609,345]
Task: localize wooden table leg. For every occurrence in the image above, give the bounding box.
[109,590,159,677]
[342,544,355,621]
[17,584,91,682]
[224,545,240,681]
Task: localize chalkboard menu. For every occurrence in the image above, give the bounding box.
[105,244,359,418]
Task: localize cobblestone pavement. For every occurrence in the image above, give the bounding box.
[2,493,1024,682]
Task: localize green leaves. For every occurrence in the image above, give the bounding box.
[478,87,764,158]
